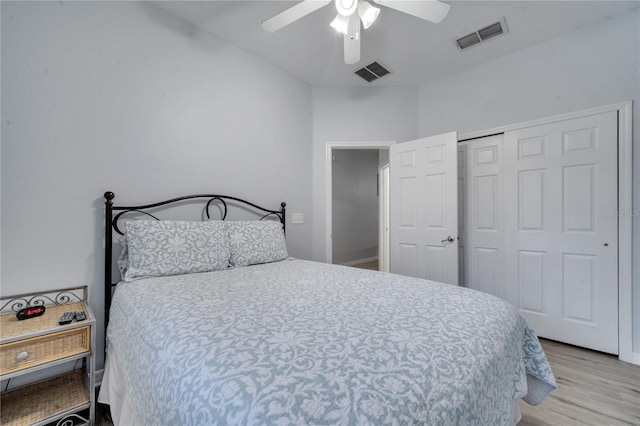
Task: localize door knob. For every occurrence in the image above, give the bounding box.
[441,235,455,244]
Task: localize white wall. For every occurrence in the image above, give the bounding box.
[332,149,379,264]
[418,10,640,354]
[0,1,313,367]
[312,86,418,261]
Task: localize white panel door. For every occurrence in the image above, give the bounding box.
[504,111,618,354]
[461,135,506,299]
[389,132,459,284]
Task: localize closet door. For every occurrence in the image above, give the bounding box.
[457,144,467,287]
[462,135,505,299]
[504,111,618,354]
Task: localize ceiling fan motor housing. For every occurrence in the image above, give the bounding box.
[336,0,358,16]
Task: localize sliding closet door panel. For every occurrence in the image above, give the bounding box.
[457,145,467,286]
[518,169,546,231]
[475,248,499,296]
[563,165,595,232]
[563,253,596,323]
[462,135,505,299]
[475,175,498,230]
[505,111,618,354]
[518,250,546,315]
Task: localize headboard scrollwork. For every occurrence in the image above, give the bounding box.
[103,191,286,333]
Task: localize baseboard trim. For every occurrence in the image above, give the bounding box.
[340,256,379,266]
[95,368,104,388]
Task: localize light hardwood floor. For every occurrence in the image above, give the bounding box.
[351,259,379,271]
[519,339,640,425]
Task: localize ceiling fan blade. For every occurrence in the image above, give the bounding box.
[373,0,450,24]
[262,0,332,32]
[344,13,361,65]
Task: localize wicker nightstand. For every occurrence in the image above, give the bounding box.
[0,287,96,426]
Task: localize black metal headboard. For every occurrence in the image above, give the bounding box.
[103,191,286,331]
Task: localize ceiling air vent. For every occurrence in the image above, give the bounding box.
[354,61,391,83]
[456,33,481,50]
[455,18,508,51]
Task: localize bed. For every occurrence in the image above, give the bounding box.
[97,191,556,425]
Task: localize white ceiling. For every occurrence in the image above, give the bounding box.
[151,0,639,86]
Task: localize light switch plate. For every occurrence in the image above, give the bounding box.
[291,213,304,224]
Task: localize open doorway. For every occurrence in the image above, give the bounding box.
[326,142,393,271]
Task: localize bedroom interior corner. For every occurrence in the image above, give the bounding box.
[2,0,639,424]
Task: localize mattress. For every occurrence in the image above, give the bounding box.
[99,259,556,425]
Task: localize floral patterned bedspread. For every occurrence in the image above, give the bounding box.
[107,259,556,425]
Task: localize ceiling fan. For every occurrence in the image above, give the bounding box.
[262,0,451,65]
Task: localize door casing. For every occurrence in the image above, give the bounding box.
[378,164,390,273]
[325,141,396,265]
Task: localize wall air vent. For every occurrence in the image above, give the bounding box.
[354,61,391,83]
[455,18,508,51]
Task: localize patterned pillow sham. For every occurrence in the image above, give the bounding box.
[117,234,128,277]
[226,221,288,267]
[124,220,230,281]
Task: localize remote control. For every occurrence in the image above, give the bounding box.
[75,311,86,321]
[59,311,75,325]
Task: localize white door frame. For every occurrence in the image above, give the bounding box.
[460,101,635,365]
[325,141,396,264]
[379,163,390,273]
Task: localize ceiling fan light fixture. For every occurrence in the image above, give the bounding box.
[357,1,380,29]
[262,0,452,65]
[335,0,358,17]
[330,13,350,34]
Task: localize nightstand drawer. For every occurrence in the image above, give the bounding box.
[0,327,90,376]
